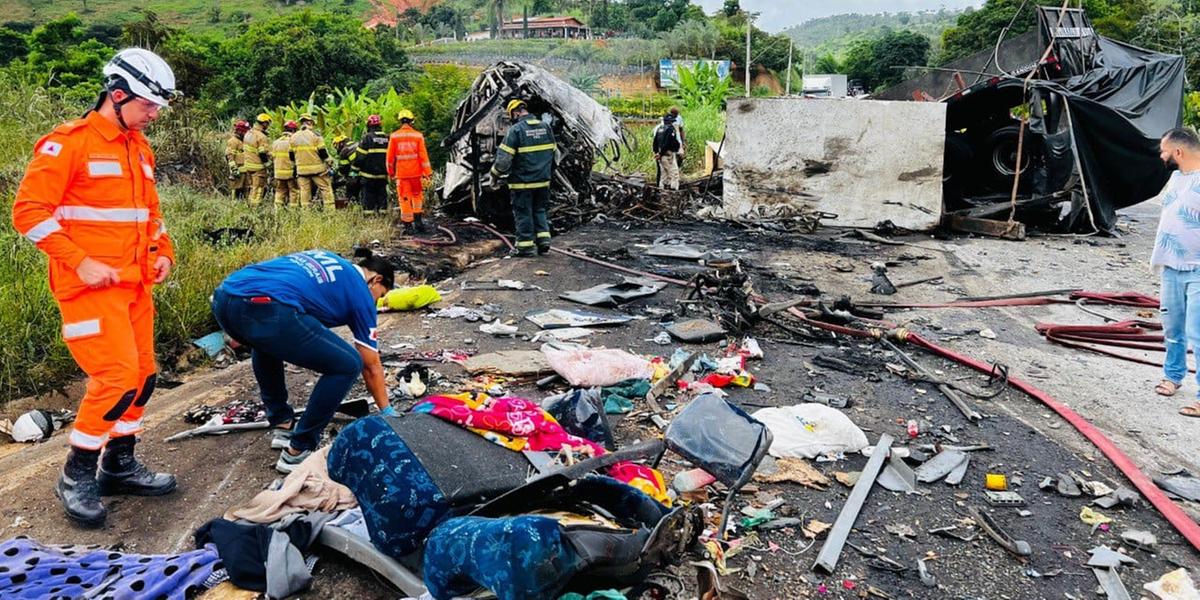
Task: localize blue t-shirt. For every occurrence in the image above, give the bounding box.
[219,250,379,351]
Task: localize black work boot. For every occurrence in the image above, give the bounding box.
[509,246,536,258]
[537,242,551,255]
[401,221,415,236]
[413,213,429,234]
[98,435,177,497]
[56,448,106,528]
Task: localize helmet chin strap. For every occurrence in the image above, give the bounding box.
[109,89,137,130]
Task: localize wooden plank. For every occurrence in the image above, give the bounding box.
[945,214,1026,240]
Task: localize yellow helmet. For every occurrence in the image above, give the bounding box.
[397,109,415,122]
[299,113,314,123]
[506,99,527,114]
[333,134,348,145]
[255,112,272,124]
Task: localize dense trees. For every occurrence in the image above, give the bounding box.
[843,30,930,92]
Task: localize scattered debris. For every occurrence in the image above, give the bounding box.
[478,319,518,337]
[461,350,552,377]
[560,277,666,307]
[666,318,728,343]
[1080,506,1114,527]
[1120,530,1157,551]
[869,262,897,295]
[877,453,918,493]
[753,457,831,489]
[813,434,894,574]
[970,507,1032,557]
[1154,473,1200,502]
[9,409,72,443]
[541,344,653,387]
[1143,568,1200,600]
[803,520,832,539]
[915,450,968,483]
[1087,546,1137,600]
[525,308,633,329]
[984,491,1026,507]
[753,404,869,459]
[1094,486,1141,509]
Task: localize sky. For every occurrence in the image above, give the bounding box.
[695,0,986,33]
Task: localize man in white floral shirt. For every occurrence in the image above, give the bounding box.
[1152,127,1200,418]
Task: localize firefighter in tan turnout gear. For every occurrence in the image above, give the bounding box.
[272,120,299,207]
[291,114,334,208]
[225,119,249,200]
[242,113,272,205]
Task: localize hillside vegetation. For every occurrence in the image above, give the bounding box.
[0,0,375,34]
[782,10,963,56]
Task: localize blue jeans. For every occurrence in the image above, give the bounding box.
[1160,267,1200,392]
[211,288,363,451]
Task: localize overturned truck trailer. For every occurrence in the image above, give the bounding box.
[879,6,1184,233]
[441,62,626,228]
[723,6,1182,234]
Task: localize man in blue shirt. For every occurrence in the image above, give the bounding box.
[211,250,395,473]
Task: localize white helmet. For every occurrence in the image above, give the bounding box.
[103,48,179,107]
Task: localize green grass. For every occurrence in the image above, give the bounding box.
[0,0,373,34]
[0,190,394,402]
[607,104,725,179]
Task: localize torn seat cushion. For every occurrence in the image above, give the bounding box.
[327,415,455,559]
[426,476,670,600]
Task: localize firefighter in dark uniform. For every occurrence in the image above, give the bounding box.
[353,114,391,216]
[333,134,360,206]
[490,99,556,257]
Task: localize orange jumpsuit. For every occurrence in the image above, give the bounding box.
[386,124,433,223]
[11,110,174,451]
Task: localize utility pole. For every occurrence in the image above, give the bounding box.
[744,13,751,98]
[785,38,794,96]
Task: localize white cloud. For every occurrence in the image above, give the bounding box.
[695,0,985,33]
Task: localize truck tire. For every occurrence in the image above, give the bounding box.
[984,125,1035,188]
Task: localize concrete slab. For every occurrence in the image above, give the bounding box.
[722,97,945,230]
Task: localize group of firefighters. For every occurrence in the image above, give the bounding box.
[10,47,560,526]
[224,110,434,233]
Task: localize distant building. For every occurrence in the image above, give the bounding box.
[499,16,591,39]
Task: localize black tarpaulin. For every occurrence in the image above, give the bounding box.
[1030,33,1184,232]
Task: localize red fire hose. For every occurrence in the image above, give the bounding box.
[460,223,1200,552]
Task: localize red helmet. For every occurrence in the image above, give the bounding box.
[366,114,381,126]
[283,120,299,132]
[234,120,250,133]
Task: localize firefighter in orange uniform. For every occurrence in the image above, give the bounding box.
[11,48,180,527]
[386,109,433,234]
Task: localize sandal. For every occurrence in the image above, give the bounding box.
[1156,380,1180,397]
[1180,403,1200,418]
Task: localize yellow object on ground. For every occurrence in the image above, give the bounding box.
[377,285,442,311]
[1080,506,1113,526]
[985,473,1008,491]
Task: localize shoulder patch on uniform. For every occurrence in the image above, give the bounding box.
[39,140,63,157]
